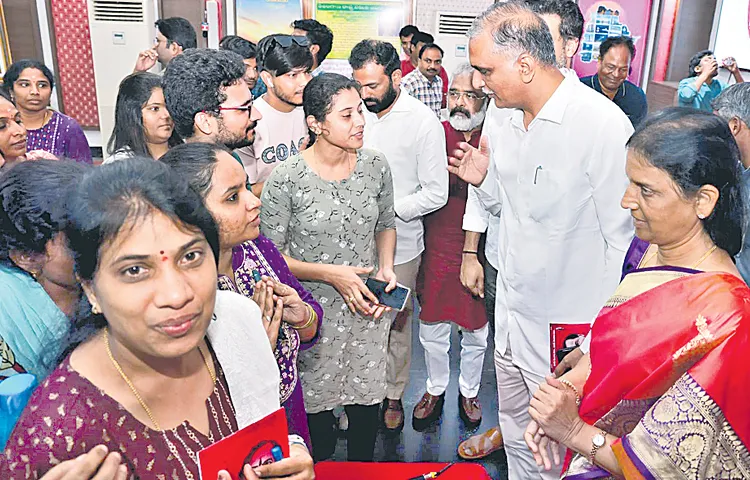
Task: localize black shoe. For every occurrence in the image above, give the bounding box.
[412,392,445,431]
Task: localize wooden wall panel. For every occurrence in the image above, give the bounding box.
[4,0,44,61]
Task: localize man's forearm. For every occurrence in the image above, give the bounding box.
[463,231,482,252]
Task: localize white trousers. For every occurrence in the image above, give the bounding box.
[495,340,563,480]
[419,321,489,398]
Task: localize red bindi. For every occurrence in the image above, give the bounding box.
[159,251,168,262]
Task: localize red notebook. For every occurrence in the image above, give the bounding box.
[549,323,591,372]
[198,408,289,480]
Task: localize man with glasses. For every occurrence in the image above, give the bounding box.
[349,40,448,432]
[135,17,197,72]
[163,48,261,149]
[581,37,648,127]
[413,63,490,430]
[401,43,445,117]
[235,34,313,197]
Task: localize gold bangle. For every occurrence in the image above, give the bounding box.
[291,303,317,330]
[559,378,582,406]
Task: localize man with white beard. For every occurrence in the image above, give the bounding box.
[412,64,491,430]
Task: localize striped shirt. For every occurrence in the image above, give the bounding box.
[401,69,443,117]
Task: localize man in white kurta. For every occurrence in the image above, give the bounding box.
[350,39,448,431]
[451,3,634,478]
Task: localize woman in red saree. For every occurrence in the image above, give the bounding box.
[524,108,750,478]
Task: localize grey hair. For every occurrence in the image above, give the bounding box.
[467,1,557,68]
[713,83,750,128]
[450,63,476,87]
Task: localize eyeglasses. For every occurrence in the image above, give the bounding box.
[269,34,309,48]
[448,90,487,101]
[217,104,253,114]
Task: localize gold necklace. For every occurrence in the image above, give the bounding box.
[640,244,718,269]
[102,330,216,432]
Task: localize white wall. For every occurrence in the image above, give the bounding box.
[414,0,491,34]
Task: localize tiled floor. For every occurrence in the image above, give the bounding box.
[331,319,509,480]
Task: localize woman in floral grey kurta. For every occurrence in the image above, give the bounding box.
[260,73,397,463]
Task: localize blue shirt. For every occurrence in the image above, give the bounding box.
[580,74,648,127]
[677,77,726,111]
[735,167,750,284]
[251,78,267,98]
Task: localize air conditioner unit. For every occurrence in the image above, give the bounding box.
[434,12,478,79]
[87,0,156,149]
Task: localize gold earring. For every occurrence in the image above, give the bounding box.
[91,304,101,315]
[30,270,39,280]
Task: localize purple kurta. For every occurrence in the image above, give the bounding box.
[0,354,238,478]
[217,235,322,449]
[26,111,92,164]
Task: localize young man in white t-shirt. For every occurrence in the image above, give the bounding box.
[235,34,313,197]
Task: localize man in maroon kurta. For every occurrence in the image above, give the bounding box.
[413,64,490,430]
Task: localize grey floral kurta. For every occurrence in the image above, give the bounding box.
[260,148,396,413]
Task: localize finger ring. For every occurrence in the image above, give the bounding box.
[348,296,355,303]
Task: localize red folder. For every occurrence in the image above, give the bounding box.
[549,323,591,372]
[198,408,289,480]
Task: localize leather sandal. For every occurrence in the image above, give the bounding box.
[457,426,504,460]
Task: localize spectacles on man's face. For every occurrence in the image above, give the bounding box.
[217,104,253,114]
[448,90,487,101]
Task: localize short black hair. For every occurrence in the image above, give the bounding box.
[349,40,401,76]
[410,31,434,46]
[419,43,444,59]
[0,159,88,263]
[163,49,246,139]
[3,59,55,91]
[256,34,314,76]
[526,0,584,43]
[108,72,181,157]
[599,36,635,60]
[62,158,220,356]
[628,107,744,256]
[160,142,231,198]
[399,25,419,38]
[292,19,334,65]
[688,49,713,77]
[155,17,197,50]
[0,88,12,103]
[219,35,257,60]
[303,73,360,146]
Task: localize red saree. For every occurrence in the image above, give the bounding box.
[564,269,750,479]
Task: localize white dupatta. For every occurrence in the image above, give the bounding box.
[207,290,280,429]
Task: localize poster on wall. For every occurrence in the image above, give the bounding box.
[315,0,403,60]
[236,0,304,43]
[713,0,750,71]
[573,0,653,86]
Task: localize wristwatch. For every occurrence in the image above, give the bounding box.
[589,430,607,465]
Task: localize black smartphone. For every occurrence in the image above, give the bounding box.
[364,278,411,311]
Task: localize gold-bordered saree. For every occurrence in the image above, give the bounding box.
[564,262,750,479]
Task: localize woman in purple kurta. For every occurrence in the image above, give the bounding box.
[217,235,322,449]
[161,143,323,450]
[4,60,92,164]
[26,110,92,163]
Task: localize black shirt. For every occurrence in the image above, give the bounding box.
[580,74,648,127]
